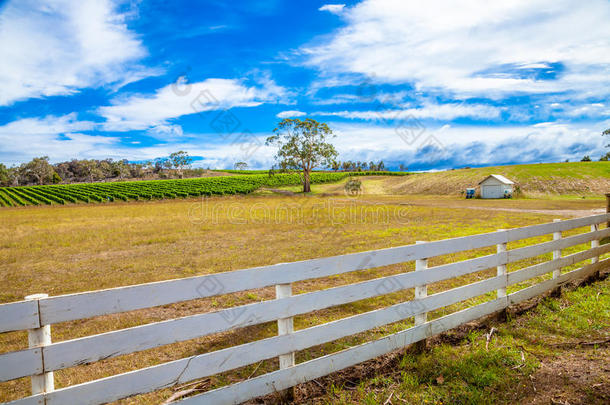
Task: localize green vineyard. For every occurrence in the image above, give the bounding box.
[0,172,406,207]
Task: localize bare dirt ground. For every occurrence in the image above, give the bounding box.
[518,347,610,405]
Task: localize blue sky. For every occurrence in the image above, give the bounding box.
[1,0,609,171]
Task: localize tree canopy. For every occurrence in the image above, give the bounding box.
[234,161,248,170]
[22,156,54,185]
[168,151,193,178]
[266,118,338,192]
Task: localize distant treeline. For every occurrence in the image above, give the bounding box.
[0,151,201,187]
[331,160,395,171]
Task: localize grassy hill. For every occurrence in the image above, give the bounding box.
[386,162,610,197]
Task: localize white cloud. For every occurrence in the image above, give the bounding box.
[0,0,153,106]
[276,110,307,118]
[0,114,119,164]
[302,0,610,98]
[99,77,288,131]
[0,113,275,167]
[564,103,610,118]
[313,103,501,121]
[0,113,94,136]
[328,121,606,169]
[147,124,185,140]
[319,4,346,15]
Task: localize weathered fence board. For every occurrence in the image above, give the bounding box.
[507,243,610,285]
[508,259,605,305]
[507,227,610,262]
[0,300,39,333]
[0,348,42,383]
[5,396,42,405]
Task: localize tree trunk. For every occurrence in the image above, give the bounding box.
[303,170,311,193]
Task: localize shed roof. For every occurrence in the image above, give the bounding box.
[478,174,514,185]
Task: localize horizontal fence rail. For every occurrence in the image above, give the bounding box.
[1,213,609,405]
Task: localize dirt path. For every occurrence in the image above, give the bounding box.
[259,187,297,196]
[327,195,606,218]
[405,204,606,218]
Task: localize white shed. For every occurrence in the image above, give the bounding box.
[479,174,514,199]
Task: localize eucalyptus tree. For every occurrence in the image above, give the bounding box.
[266,118,338,192]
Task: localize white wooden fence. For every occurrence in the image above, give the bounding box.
[1,213,610,405]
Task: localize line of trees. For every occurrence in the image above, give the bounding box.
[0,151,195,187]
[328,160,409,172]
[329,160,390,172]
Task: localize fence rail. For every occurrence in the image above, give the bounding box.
[1,213,609,405]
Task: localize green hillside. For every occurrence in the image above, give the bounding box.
[388,162,610,196]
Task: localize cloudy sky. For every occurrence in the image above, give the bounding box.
[1,0,609,170]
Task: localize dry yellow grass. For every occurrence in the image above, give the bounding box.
[0,193,605,403]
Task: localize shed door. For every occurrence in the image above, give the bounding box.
[483,185,503,199]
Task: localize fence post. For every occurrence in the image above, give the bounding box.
[551,219,562,297]
[414,241,428,353]
[25,293,54,395]
[590,223,600,280]
[275,283,295,401]
[496,230,508,320]
[606,193,610,229]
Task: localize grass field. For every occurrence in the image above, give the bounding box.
[0,190,607,404]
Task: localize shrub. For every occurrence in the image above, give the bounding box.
[344,178,362,197]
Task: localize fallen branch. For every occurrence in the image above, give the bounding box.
[162,387,200,404]
[247,361,264,379]
[529,375,536,393]
[173,378,211,391]
[485,327,497,351]
[383,390,394,405]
